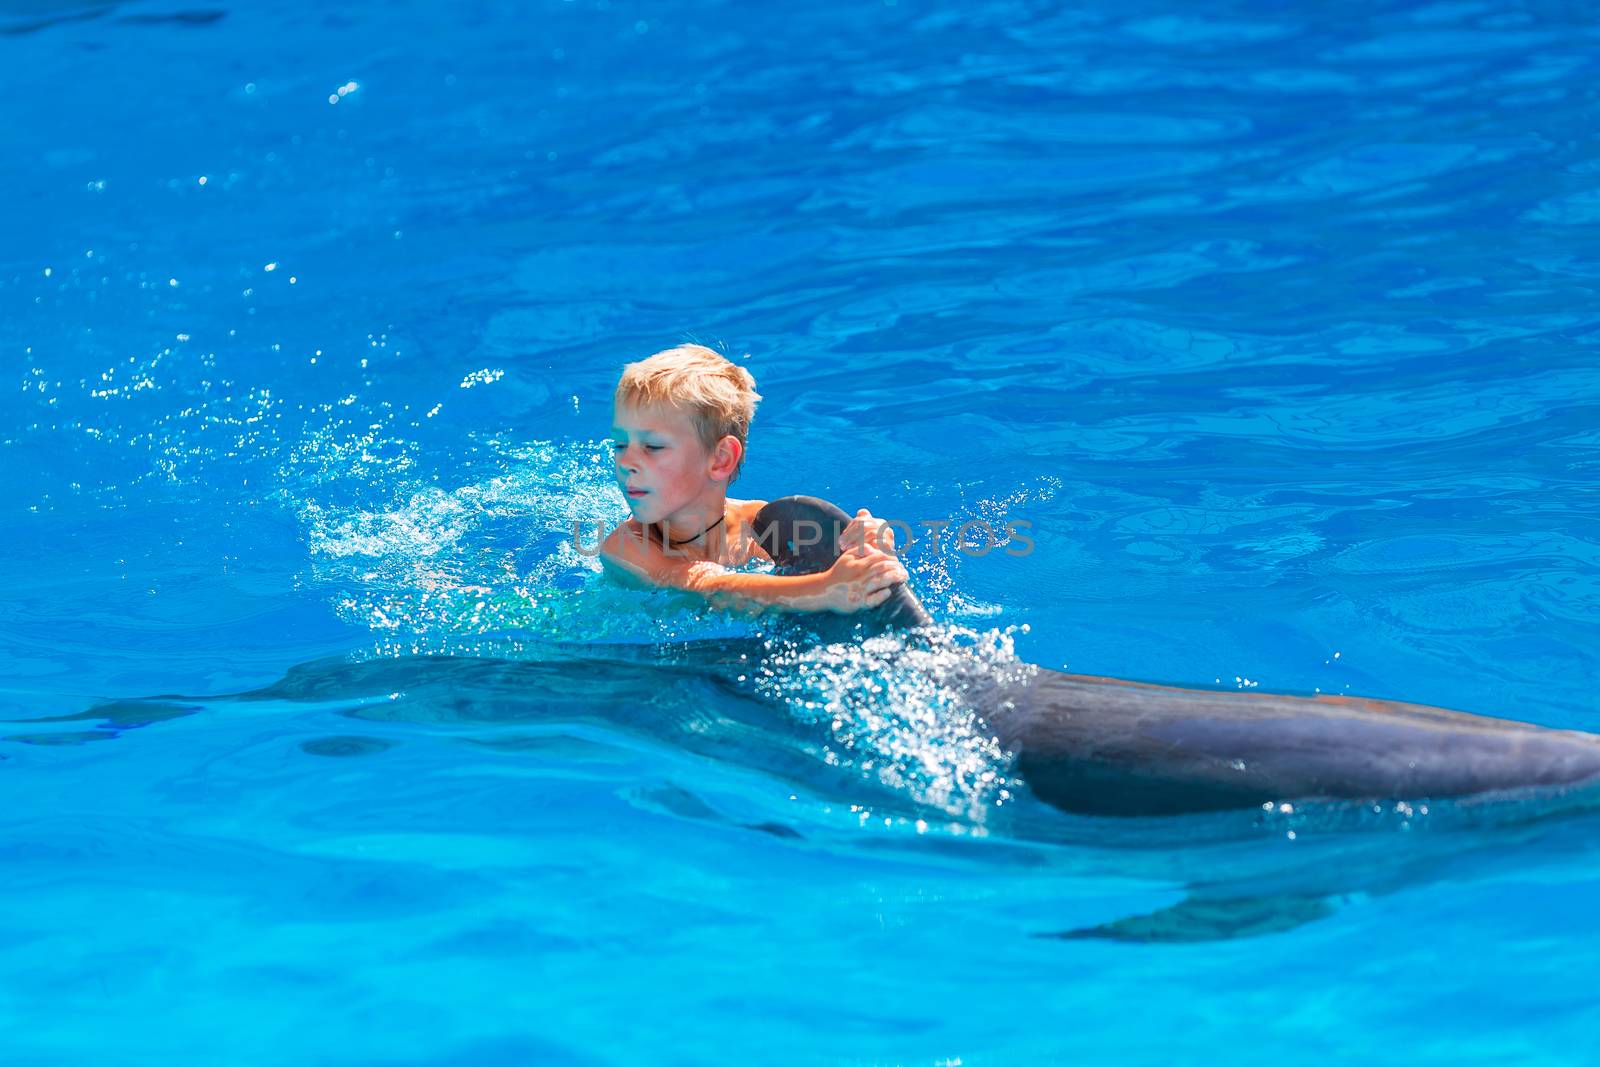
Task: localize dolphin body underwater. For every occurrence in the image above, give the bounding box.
[18,496,1600,941]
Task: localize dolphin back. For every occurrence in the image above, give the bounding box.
[996,672,1600,816]
[751,495,933,629]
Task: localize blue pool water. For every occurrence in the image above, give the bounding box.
[4,0,1600,1061]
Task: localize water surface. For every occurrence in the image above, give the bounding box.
[3,0,1600,1062]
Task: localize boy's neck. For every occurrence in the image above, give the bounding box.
[655,492,728,549]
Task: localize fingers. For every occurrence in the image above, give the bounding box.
[829,552,909,612]
[844,509,901,557]
[842,515,868,557]
[863,518,895,554]
[842,544,893,571]
[864,559,907,593]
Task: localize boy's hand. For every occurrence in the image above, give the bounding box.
[821,530,909,614]
[840,508,897,556]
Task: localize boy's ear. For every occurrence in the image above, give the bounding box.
[709,435,742,482]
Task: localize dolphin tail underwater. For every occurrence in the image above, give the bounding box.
[751,496,1600,818]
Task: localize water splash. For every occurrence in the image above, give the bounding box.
[751,625,1037,822]
[897,474,1062,613]
[284,431,746,648]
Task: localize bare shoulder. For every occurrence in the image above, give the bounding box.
[599,519,661,587]
[601,517,643,553]
[727,497,773,562]
[728,497,768,523]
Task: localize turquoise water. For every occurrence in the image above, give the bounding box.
[4,0,1600,1062]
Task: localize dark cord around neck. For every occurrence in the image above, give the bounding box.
[667,513,725,548]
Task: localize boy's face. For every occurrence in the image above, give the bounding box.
[611,400,718,523]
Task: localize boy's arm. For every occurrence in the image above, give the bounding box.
[600,523,903,615]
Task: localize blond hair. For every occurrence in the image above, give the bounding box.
[615,343,761,482]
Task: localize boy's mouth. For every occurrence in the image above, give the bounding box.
[626,487,649,498]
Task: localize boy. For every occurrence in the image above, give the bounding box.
[600,344,907,615]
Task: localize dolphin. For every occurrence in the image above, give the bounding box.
[750,495,1600,818]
